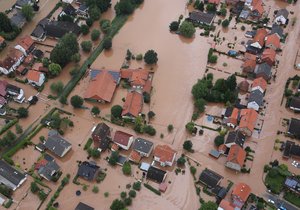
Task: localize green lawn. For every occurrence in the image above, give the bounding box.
[284,191,300,208]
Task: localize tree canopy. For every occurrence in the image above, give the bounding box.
[70,95,84,108]
[111,105,122,119]
[169,21,179,31]
[48,63,62,77]
[21,4,34,21]
[91,29,100,41]
[115,0,135,16]
[110,199,125,210]
[81,41,93,52]
[183,140,193,152]
[214,135,224,147]
[100,19,111,34]
[18,107,28,118]
[0,13,13,33]
[144,50,158,65]
[179,21,195,38]
[86,0,112,13]
[122,162,131,175]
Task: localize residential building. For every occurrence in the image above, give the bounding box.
[10,12,26,28]
[265,34,281,50]
[250,29,267,49]
[26,70,45,87]
[251,77,267,93]
[224,131,246,148]
[59,4,76,17]
[284,177,300,194]
[15,0,33,9]
[289,97,300,112]
[287,118,300,139]
[238,80,250,92]
[153,145,177,167]
[38,159,60,181]
[242,59,256,74]
[6,84,25,103]
[84,71,118,103]
[224,108,239,128]
[76,3,89,19]
[75,202,94,210]
[112,131,134,150]
[283,141,300,159]
[275,9,289,25]
[225,145,246,171]
[77,161,100,181]
[132,138,153,157]
[32,62,48,73]
[15,36,35,56]
[44,130,72,157]
[121,91,143,119]
[218,199,235,210]
[261,48,276,66]
[238,108,258,136]
[250,0,264,19]
[247,89,264,111]
[231,183,251,208]
[199,168,223,189]
[120,69,152,94]
[0,57,15,75]
[270,24,284,39]
[128,150,142,163]
[254,62,272,81]
[146,166,167,183]
[0,160,27,191]
[188,11,215,26]
[92,123,111,151]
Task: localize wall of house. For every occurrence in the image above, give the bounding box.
[225,162,241,171]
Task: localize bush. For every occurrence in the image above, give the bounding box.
[81,24,90,35]
[86,18,93,27]
[103,37,112,50]
[70,95,83,108]
[15,124,23,134]
[183,140,193,151]
[109,151,119,165]
[120,191,127,199]
[91,106,100,116]
[122,162,131,175]
[132,182,141,191]
[111,105,122,119]
[100,19,111,34]
[136,53,143,60]
[177,156,186,166]
[124,197,132,206]
[18,107,28,118]
[222,19,230,28]
[50,81,64,95]
[169,21,179,31]
[144,125,156,136]
[214,135,224,147]
[31,182,39,193]
[129,190,136,198]
[179,21,195,38]
[91,29,100,41]
[241,25,246,31]
[190,166,197,175]
[185,122,195,133]
[144,50,158,65]
[92,185,99,193]
[38,190,47,201]
[143,183,161,195]
[81,41,93,52]
[110,199,125,210]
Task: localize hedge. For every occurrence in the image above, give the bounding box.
[0,119,18,135]
[84,138,93,150]
[143,183,161,196]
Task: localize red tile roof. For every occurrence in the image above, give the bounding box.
[0,80,8,97]
[219,199,235,210]
[16,65,26,74]
[238,80,250,92]
[265,34,280,49]
[27,70,42,82]
[227,145,246,167]
[0,57,15,70]
[153,145,176,163]
[120,69,151,92]
[208,0,220,4]
[252,77,267,91]
[111,143,119,151]
[252,0,264,15]
[239,109,258,133]
[262,48,276,65]
[113,131,133,147]
[227,108,239,125]
[244,53,256,61]
[18,35,34,51]
[8,48,23,62]
[24,54,34,65]
[129,150,142,163]
[84,71,117,102]
[122,91,143,117]
[232,183,251,203]
[253,29,267,47]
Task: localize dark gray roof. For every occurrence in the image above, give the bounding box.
[62,4,76,16]
[290,144,300,157]
[146,166,166,183]
[290,97,300,109]
[10,12,26,28]
[78,4,89,12]
[77,161,100,181]
[6,84,21,94]
[199,168,223,188]
[44,20,81,39]
[90,69,120,84]
[254,63,272,80]
[276,9,289,19]
[132,138,153,154]
[224,107,233,118]
[44,133,71,157]
[0,160,26,188]
[248,89,264,106]
[225,131,246,148]
[271,24,284,38]
[31,25,45,38]
[189,11,215,25]
[75,202,94,210]
[117,156,127,165]
[283,140,294,157]
[38,160,60,181]
[16,0,32,7]
[92,123,111,150]
[284,177,300,192]
[288,118,300,139]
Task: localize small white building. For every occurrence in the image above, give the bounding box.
[153,145,177,167]
[26,70,45,87]
[275,9,289,25]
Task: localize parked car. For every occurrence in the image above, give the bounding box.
[268,199,275,204]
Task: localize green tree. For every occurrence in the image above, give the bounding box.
[91,29,100,41]
[18,107,28,118]
[226,74,237,91]
[147,111,155,120]
[92,185,99,193]
[144,125,156,136]
[21,4,34,21]
[169,21,179,31]
[120,191,127,199]
[30,182,39,193]
[222,19,230,28]
[111,105,122,119]
[89,6,101,21]
[15,124,23,134]
[48,63,62,77]
[194,0,204,11]
[133,182,141,191]
[91,106,100,116]
[177,156,186,166]
[50,81,64,95]
[88,148,100,158]
[38,190,47,200]
[214,135,224,147]
[124,197,132,206]
[206,3,217,12]
[167,124,174,132]
[179,21,195,38]
[199,201,218,210]
[81,24,90,35]
[194,98,206,113]
[103,37,112,50]
[219,7,227,17]
[86,18,93,27]
[71,53,81,63]
[144,50,158,64]
[100,19,111,34]
[122,162,131,175]
[0,12,13,33]
[81,41,93,52]
[70,95,84,108]
[115,0,134,16]
[185,122,195,133]
[86,0,112,13]
[183,140,193,152]
[109,151,119,165]
[190,166,197,175]
[128,190,136,198]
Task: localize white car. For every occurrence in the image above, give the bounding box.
[268,199,275,204]
[292,160,299,167]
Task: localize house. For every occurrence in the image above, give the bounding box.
[250,0,264,19]
[261,48,276,66]
[0,49,26,75]
[247,89,264,111]
[275,9,289,25]
[283,141,300,159]
[44,130,72,157]
[121,91,143,119]
[199,169,223,188]
[153,145,177,167]
[0,160,27,191]
[0,57,15,75]
[238,108,258,136]
[15,0,33,9]
[26,70,45,87]
[120,69,152,94]
[238,80,250,92]
[265,34,280,51]
[254,62,272,81]
[289,97,300,112]
[270,24,284,39]
[250,29,267,49]
[23,54,34,66]
[75,202,94,210]
[208,0,220,4]
[284,177,300,194]
[77,161,100,181]
[38,159,60,181]
[92,123,111,151]
[76,3,89,19]
[287,118,300,139]
[188,11,215,26]
[84,71,118,103]
[218,199,235,210]
[242,59,256,74]
[146,166,167,183]
[251,77,267,93]
[15,36,35,56]
[129,150,142,163]
[10,12,26,28]
[59,4,76,17]
[224,108,239,128]
[132,138,153,157]
[231,183,251,208]
[225,145,246,171]
[6,84,25,103]
[225,131,246,148]
[44,20,81,39]
[113,131,134,150]
[30,18,49,41]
